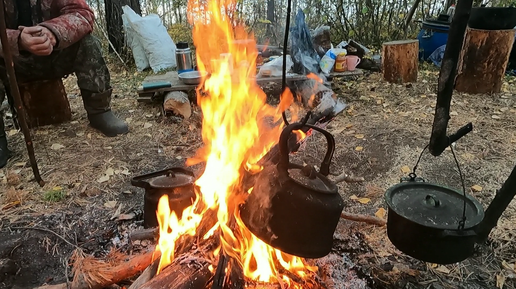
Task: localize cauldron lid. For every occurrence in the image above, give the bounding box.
[385,182,484,230]
[288,165,337,194]
[148,172,195,189]
[131,167,196,189]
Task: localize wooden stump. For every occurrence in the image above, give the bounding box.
[18,79,71,128]
[455,28,516,94]
[382,40,419,83]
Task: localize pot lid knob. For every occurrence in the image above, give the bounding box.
[424,194,441,208]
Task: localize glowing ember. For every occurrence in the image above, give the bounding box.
[155,0,316,286]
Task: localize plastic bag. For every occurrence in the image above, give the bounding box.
[429,44,446,67]
[122,6,177,73]
[257,55,293,77]
[289,9,321,75]
[122,7,149,71]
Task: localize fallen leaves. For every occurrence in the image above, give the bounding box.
[350,194,371,204]
[401,165,411,174]
[375,208,387,219]
[104,200,117,208]
[471,185,482,192]
[50,143,65,150]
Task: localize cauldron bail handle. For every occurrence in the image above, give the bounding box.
[408,143,468,230]
[278,123,336,177]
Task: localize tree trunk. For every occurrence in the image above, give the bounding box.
[455,28,515,94]
[104,0,141,54]
[18,79,71,129]
[381,39,419,83]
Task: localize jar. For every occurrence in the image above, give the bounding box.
[334,53,347,72]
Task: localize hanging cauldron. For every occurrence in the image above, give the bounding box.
[131,167,197,228]
[240,122,344,258]
[385,151,516,265]
[385,175,485,264]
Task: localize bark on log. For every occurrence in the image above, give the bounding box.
[18,79,71,128]
[164,91,191,119]
[382,40,419,83]
[455,27,516,94]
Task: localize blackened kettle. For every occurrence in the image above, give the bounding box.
[240,123,344,258]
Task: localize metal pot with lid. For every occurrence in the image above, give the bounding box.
[385,175,484,264]
[240,122,344,258]
[131,167,196,228]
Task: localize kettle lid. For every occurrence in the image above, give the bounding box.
[287,165,337,194]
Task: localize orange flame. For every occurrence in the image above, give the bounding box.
[155,0,315,286]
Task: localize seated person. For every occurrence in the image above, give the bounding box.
[0,0,129,168]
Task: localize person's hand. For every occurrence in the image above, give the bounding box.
[18,26,56,56]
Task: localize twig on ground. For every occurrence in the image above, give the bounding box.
[332,172,365,184]
[340,212,386,226]
[130,227,159,241]
[10,226,81,250]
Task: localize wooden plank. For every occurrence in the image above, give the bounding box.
[329,69,364,78]
[137,71,309,96]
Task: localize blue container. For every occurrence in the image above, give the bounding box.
[417,20,450,61]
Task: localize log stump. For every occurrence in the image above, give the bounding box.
[18,79,71,128]
[455,27,516,94]
[382,39,419,83]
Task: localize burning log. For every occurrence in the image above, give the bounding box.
[139,251,213,289]
[70,250,158,289]
[128,258,160,289]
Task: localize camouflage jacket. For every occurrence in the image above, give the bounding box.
[3,0,94,57]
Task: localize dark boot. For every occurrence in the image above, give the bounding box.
[0,117,11,168]
[88,110,129,137]
[82,89,129,137]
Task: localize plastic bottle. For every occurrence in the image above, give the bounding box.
[334,52,347,72]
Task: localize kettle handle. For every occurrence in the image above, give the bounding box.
[278,123,336,176]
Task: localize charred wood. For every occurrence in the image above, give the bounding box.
[139,254,212,289]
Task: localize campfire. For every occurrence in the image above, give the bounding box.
[144,0,325,287]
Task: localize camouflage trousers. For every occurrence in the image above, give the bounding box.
[0,34,112,115]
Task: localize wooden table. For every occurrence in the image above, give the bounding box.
[137,69,364,102]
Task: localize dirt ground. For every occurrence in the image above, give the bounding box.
[1,60,516,289]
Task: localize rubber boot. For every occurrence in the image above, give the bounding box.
[88,110,129,137]
[0,116,11,168]
[82,89,129,137]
